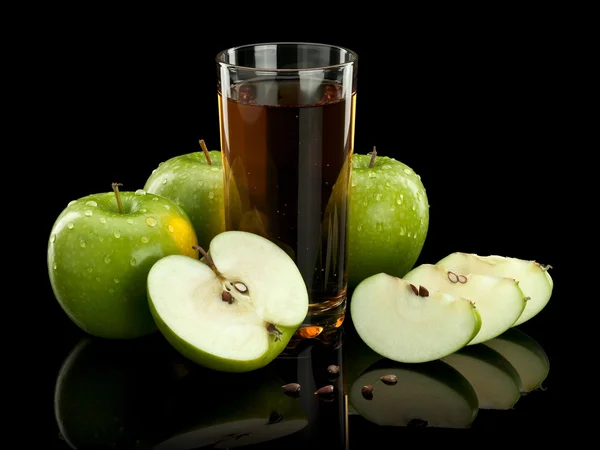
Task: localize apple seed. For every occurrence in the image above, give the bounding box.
[234,282,248,293]
[282,383,301,394]
[314,385,335,395]
[221,291,233,304]
[380,374,398,385]
[267,323,283,342]
[418,285,429,297]
[327,364,340,376]
[410,284,419,295]
[361,385,374,400]
[447,271,459,283]
[457,274,467,284]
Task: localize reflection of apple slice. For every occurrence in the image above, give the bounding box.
[154,369,308,449]
[442,345,522,410]
[147,231,309,373]
[349,359,479,428]
[350,273,481,363]
[484,328,550,392]
[403,264,526,345]
[437,252,553,326]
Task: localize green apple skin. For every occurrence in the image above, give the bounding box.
[347,154,430,288]
[54,336,177,449]
[144,150,225,250]
[48,191,198,339]
[148,295,298,373]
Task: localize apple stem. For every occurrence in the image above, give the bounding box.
[199,139,212,165]
[111,183,124,214]
[192,245,219,273]
[368,146,377,168]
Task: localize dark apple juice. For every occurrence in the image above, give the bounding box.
[218,78,356,333]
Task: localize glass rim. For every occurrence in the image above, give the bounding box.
[215,42,358,72]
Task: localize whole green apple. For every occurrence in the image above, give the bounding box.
[48,184,198,339]
[144,139,225,250]
[347,149,430,287]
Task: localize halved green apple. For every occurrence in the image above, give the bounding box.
[484,328,550,392]
[349,359,479,428]
[403,264,526,345]
[437,252,553,326]
[350,273,481,363]
[442,345,523,410]
[147,231,309,373]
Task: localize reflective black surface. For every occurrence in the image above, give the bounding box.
[46,303,560,449]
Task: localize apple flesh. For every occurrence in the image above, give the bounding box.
[484,328,550,392]
[147,231,309,373]
[347,152,429,288]
[437,252,553,326]
[402,264,526,345]
[48,189,198,339]
[144,144,225,250]
[350,273,481,363]
[349,359,479,428]
[442,345,523,410]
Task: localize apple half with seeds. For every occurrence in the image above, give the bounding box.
[403,264,526,345]
[437,252,553,326]
[350,273,481,363]
[147,231,309,373]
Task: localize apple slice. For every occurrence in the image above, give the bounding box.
[484,328,550,392]
[442,345,523,410]
[437,252,553,326]
[349,359,479,428]
[350,273,481,363]
[147,231,309,373]
[403,264,526,345]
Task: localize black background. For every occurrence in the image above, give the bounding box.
[35,15,564,448]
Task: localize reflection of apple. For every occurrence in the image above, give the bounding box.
[154,368,308,449]
[54,336,175,449]
[442,345,522,410]
[437,252,553,326]
[48,184,198,339]
[347,150,430,287]
[349,358,479,428]
[147,231,309,372]
[144,140,225,250]
[484,328,550,393]
[403,264,526,345]
[350,273,481,363]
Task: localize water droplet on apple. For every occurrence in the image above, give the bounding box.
[162,179,167,185]
[79,240,86,248]
[50,235,56,243]
[212,167,219,172]
[68,200,76,207]
[86,200,98,207]
[87,267,93,273]
[141,236,150,243]
[140,208,147,212]
[152,198,158,201]
[396,199,402,205]
[181,173,188,179]
[168,225,174,232]
[400,227,406,236]
[420,218,424,225]
[159,161,164,167]
[53,263,57,270]
[146,217,157,227]
[67,222,74,229]
[84,210,93,217]
[152,169,156,174]
[100,217,107,224]
[104,256,111,264]
[416,192,422,202]
[208,192,215,199]
[130,257,137,266]
[404,168,412,174]
[113,230,122,238]
[351,180,357,187]
[376,222,384,231]
[163,204,170,210]
[414,232,418,239]
[357,224,362,231]
[386,182,391,187]
[368,172,376,178]
[390,206,396,211]
[363,199,368,206]
[109,288,114,294]
[99,236,104,242]
[375,193,382,201]
[408,231,412,238]
[114,278,120,284]
[127,218,134,224]
[199,180,204,186]
[412,205,416,211]
[95,277,100,281]
[135,189,146,195]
